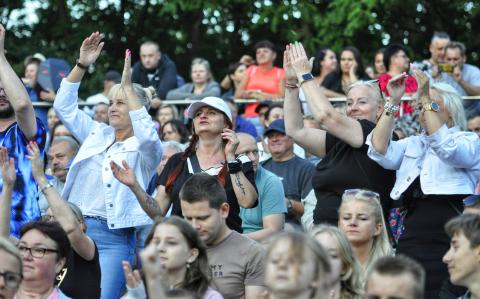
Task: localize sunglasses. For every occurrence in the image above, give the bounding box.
[343,189,380,200]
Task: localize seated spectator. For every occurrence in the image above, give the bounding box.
[17,221,72,298]
[155,104,179,128]
[322,46,369,96]
[367,70,480,298]
[22,55,49,125]
[93,102,109,124]
[0,237,22,299]
[373,49,386,79]
[47,107,60,131]
[311,225,363,298]
[236,133,286,242]
[225,98,258,138]
[220,55,254,92]
[179,174,266,299]
[235,40,286,117]
[166,58,220,101]
[443,214,480,299]
[221,62,247,100]
[415,31,450,74]
[253,100,272,138]
[265,231,332,299]
[132,40,178,109]
[433,41,480,114]
[463,195,480,215]
[337,189,393,276]
[261,119,314,226]
[160,119,190,145]
[378,44,417,115]
[284,43,396,226]
[37,136,79,214]
[467,112,480,137]
[123,216,223,299]
[365,255,426,299]
[85,70,121,104]
[49,122,76,150]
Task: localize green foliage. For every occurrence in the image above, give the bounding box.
[2,0,479,97]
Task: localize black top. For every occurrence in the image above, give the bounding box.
[157,152,257,233]
[312,119,396,225]
[131,54,178,99]
[60,242,101,299]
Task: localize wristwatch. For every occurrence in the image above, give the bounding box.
[423,101,439,112]
[298,73,314,86]
[227,158,243,174]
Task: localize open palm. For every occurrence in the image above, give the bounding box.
[110,160,137,188]
[79,32,104,66]
[0,147,16,186]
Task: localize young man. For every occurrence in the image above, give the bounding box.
[179,173,266,299]
[365,255,426,299]
[443,214,480,299]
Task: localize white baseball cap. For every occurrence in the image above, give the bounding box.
[186,97,232,122]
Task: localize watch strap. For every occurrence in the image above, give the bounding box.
[76,60,89,70]
[227,158,243,174]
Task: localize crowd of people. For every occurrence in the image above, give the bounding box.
[0,22,480,299]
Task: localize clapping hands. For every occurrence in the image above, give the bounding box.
[0,147,16,187]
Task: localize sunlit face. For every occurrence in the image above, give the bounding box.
[18,229,64,286]
[442,232,480,286]
[236,134,259,171]
[340,50,356,74]
[391,50,410,72]
[265,238,318,295]
[157,146,180,174]
[267,132,294,157]
[256,47,276,66]
[366,272,417,299]
[94,103,109,124]
[374,52,386,75]
[265,107,284,127]
[108,94,132,130]
[150,224,198,272]
[467,116,480,137]
[47,108,59,130]
[180,200,228,246]
[338,200,381,246]
[53,125,71,138]
[430,38,450,64]
[140,44,161,70]
[48,141,75,182]
[191,64,209,85]
[418,89,451,129]
[445,48,465,68]
[0,249,22,299]
[321,50,337,74]
[231,64,247,83]
[313,232,343,285]
[161,123,182,142]
[157,107,175,126]
[193,107,228,135]
[24,63,38,83]
[346,85,382,123]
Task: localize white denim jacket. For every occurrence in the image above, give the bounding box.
[366,125,480,200]
[54,79,162,228]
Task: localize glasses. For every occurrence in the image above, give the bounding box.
[344,189,380,200]
[0,271,22,288]
[17,245,59,258]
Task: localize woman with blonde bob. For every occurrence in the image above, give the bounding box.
[311,225,363,298]
[337,189,393,277]
[264,231,332,299]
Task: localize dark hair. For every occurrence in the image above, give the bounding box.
[340,46,367,78]
[445,41,466,57]
[369,255,425,299]
[311,47,332,77]
[145,216,210,297]
[20,221,71,261]
[383,44,408,71]
[254,40,276,53]
[445,214,480,248]
[227,62,246,76]
[179,173,227,209]
[265,103,283,122]
[161,119,190,144]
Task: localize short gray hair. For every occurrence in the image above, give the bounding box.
[51,136,80,156]
[163,140,185,153]
[345,80,384,105]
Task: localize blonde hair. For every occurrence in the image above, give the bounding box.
[339,190,393,276]
[108,83,154,110]
[345,80,384,105]
[431,82,467,130]
[311,225,364,299]
[0,236,22,273]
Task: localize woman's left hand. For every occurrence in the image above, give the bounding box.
[287,42,312,77]
[26,141,45,182]
[0,147,16,187]
[413,69,430,102]
[222,128,239,160]
[121,49,134,91]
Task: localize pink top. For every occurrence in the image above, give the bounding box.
[204,287,224,299]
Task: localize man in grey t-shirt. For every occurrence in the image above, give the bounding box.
[180,174,266,299]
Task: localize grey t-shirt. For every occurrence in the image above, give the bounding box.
[207,231,265,299]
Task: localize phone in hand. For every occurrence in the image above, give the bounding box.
[438,64,455,74]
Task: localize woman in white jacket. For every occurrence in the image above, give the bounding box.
[366,69,480,299]
[53,32,162,299]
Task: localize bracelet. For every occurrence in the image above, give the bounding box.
[285,82,298,89]
[384,102,400,116]
[40,183,54,194]
[227,158,243,174]
[76,59,89,70]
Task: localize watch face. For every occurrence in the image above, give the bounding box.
[302,73,314,81]
[431,102,440,111]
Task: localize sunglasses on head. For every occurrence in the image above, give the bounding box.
[344,189,380,200]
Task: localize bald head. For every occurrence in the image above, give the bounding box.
[236,133,259,170]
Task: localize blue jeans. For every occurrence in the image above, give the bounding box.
[85,217,135,299]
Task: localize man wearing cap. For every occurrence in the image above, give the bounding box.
[463,195,480,215]
[0,25,46,237]
[261,119,315,225]
[86,70,121,105]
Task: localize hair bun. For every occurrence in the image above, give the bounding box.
[143,86,157,102]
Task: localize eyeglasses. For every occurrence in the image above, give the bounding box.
[17,245,59,258]
[344,189,380,200]
[0,271,22,288]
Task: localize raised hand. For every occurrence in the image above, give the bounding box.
[287,42,312,77]
[78,32,104,67]
[110,160,137,188]
[386,72,408,105]
[283,45,297,83]
[121,49,134,90]
[452,65,462,82]
[0,24,6,56]
[122,261,143,289]
[0,147,16,187]
[413,69,430,102]
[25,141,46,182]
[222,128,240,161]
[140,242,168,281]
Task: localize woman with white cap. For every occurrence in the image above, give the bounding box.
[112,96,258,233]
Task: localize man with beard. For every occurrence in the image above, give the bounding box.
[0,25,46,237]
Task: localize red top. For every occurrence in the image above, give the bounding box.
[378,73,418,115]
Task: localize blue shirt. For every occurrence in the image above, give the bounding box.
[0,118,46,237]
